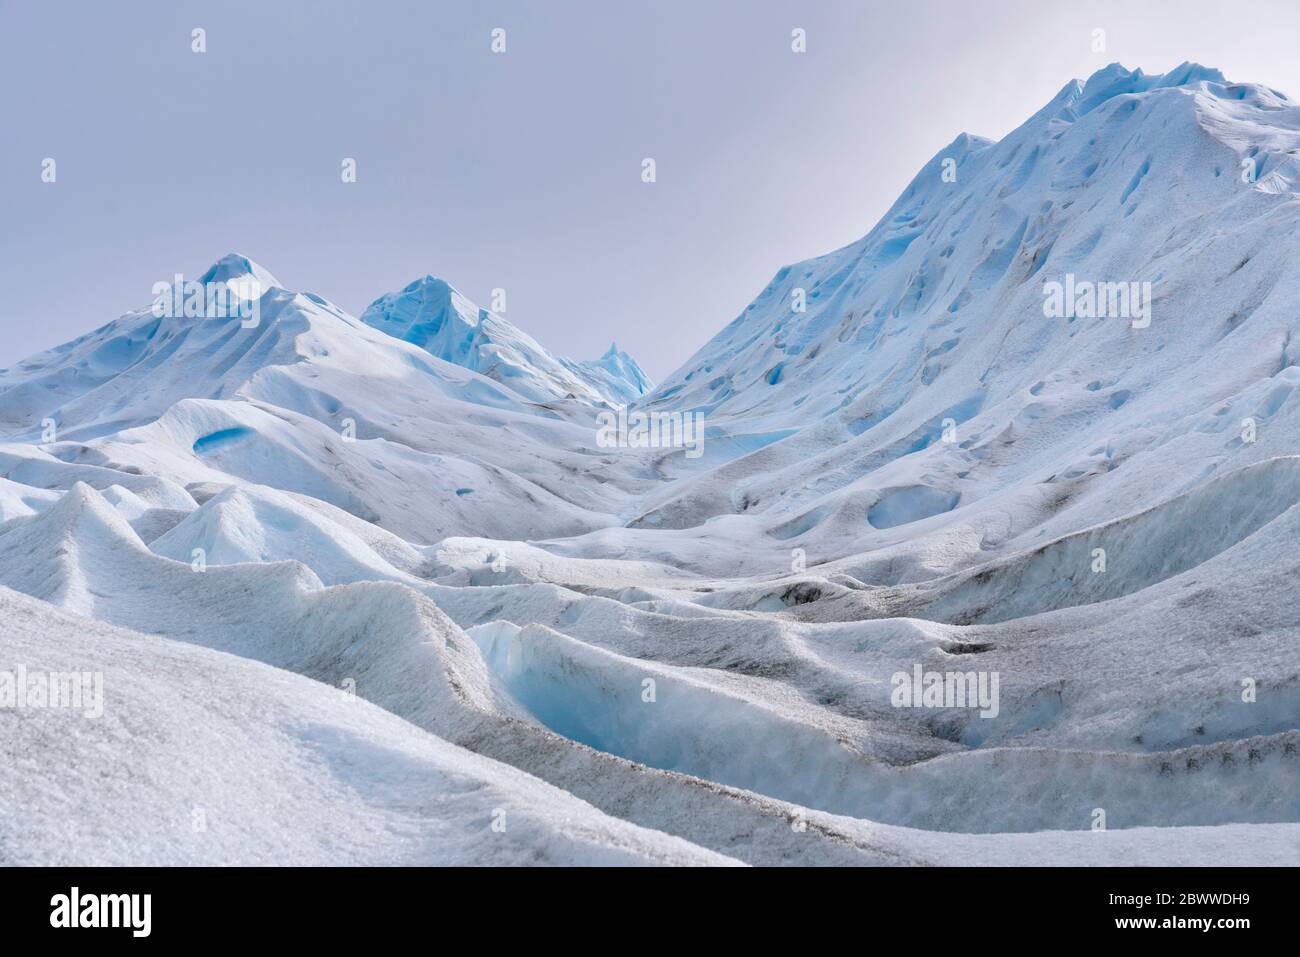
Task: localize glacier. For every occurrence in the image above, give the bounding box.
[0,63,1297,866]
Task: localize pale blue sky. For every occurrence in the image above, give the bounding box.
[4,0,1299,378]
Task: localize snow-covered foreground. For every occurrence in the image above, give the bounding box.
[0,63,1297,866]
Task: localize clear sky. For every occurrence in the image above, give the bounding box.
[4,0,1300,379]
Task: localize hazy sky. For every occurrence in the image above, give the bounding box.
[4,0,1300,379]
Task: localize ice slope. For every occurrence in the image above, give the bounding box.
[630,63,1300,565]
[0,482,1291,863]
[644,63,1297,425]
[0,482,902,863]
[361,276,651,407]
[0,587,735,866]
[0,483,951,863]
[8,576,1289,865]
[0,254,306,441]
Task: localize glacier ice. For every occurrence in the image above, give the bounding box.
[0,63,1297,866]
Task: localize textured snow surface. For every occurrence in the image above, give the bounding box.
[0,64,1297,866]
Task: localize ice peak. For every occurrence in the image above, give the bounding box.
[403,274,457,297]
[1081,61,1226,91]
[199,253,282,291]
[581,341,652,402]
[946,131,994,155]
[362,274,483,347]
[1055,62,1229,118]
